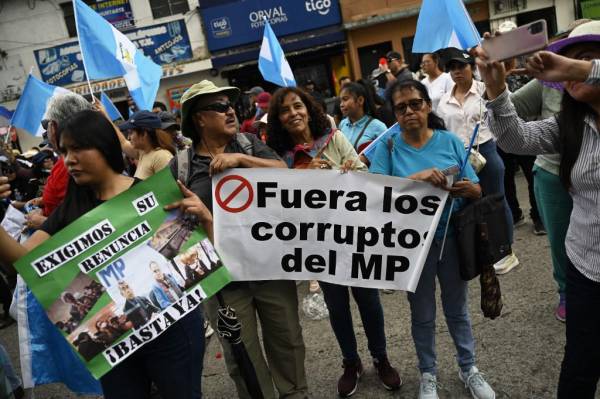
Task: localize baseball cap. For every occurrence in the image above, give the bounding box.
[157,111,180,130]
[442,47,474,68]
[119,111,162,131]
[244,86,264,96]
[386,51,402,62]
[256,92,271,108]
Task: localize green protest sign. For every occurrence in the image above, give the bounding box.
[15,169,231,379]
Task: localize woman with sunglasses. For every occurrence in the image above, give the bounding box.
[0,109,211,398]
[436,47,519,276]
[173,81,310,399]
[267,87,402,398]
[369,79,495,399]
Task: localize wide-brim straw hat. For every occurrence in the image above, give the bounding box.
[180,80,240,138]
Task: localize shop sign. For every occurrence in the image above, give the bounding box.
[34,20,193,86]
[89,0,135,30]
[167,85,192,111]
[202,0,341,52]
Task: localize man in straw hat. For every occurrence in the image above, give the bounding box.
[171,80,308,399]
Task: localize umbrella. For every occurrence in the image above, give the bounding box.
[477,222,503,319]
[215,292,264,399]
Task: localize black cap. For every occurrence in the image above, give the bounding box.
[119,111,162,131]
[442,47,474,66]
[386,51,402,62]
[157,111,180,130]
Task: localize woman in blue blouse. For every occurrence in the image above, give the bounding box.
[369,79,495,399]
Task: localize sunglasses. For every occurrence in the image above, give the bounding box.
[195,101,233,114]
[393,99,425,115]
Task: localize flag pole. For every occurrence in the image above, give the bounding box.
[72,0,95,102]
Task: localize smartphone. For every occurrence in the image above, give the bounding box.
[482,20,548,61]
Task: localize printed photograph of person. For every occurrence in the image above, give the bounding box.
[148,210,198,260]
[200,238,223,268]
[171,243,217,289]
[98,245,180,329]
[47,274,105,334]
[67,304,123,361]
[148,260,184,310]
[118,280,158,329]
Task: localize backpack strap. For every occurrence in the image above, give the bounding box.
[236,133,254,156]
[352,117,374,150]
[175,147,193,186]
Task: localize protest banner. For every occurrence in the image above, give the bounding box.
[213,169,449,292]
[14,169,231,379]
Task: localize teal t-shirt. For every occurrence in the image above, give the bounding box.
[339,115,388,148]
[368,129,479,238]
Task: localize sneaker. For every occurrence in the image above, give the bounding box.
[459,366,495,399]
[204,319,214,338]
[493,252,520,275]
[418,372,439,399]
[513,213,525,227]
[373,356,402,391]
[555,293,566,322]
[338,359,363,397]
[533,219,547,236]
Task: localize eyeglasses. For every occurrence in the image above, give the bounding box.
[387,57,400,63]
[195,101,233,114]
[393,99,425,115]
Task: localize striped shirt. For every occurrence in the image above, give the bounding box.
[485,59,600,282]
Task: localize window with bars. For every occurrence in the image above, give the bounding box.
[60,0,95,37]
[149,0,190,19]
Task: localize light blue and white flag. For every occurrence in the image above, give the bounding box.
[10,75,69,136]
[73,0,162,111]
[100,91,123,121]
[359,123,400,161]
[258,20,296,87]
[412,0,481,53]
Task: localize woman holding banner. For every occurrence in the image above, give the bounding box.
[369,79,495,399]
[267,87,402,398]
[0,110,212,399]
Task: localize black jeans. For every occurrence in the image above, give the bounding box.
[557,260,600,398]
[497,148,540,222]
[100,308,204,399]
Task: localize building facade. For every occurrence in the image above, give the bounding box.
[487,0,577,36]
[0,0,226,119]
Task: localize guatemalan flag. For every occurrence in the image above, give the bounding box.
[10,74,69,136]
[73,0,162,111]
[258,20,296,87]
[100,91,123,121]
[412,0,481,53]
[1,208,102,396]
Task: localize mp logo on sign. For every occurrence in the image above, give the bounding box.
[215,175,254,213]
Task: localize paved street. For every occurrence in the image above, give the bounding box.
[1,174,598,398]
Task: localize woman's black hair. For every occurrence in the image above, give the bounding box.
[60,110,125,174]
[340,81,378,116]
[386,79,446,130]
[557,92,594,189]
[266,87,331,156]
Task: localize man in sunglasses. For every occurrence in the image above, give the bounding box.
[171,81,312,399]
[383,51,414,87]
[26,93,92,230]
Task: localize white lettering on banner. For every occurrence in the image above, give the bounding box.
[305,0,332,15]
[132,192,158,216]
[78,221,152,273]
[31,220,115,276]
[103,286,207,365]
[213,169,449,292]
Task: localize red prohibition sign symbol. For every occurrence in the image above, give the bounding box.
[215,175,254,213]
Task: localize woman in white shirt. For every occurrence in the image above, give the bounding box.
[436,48,518,274]
[420,53,454,112]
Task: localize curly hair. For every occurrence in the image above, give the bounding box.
[266,87,331,156]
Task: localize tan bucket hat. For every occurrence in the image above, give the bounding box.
[180,80,240,138]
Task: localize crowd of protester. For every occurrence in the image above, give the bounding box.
[0,19,598,399]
